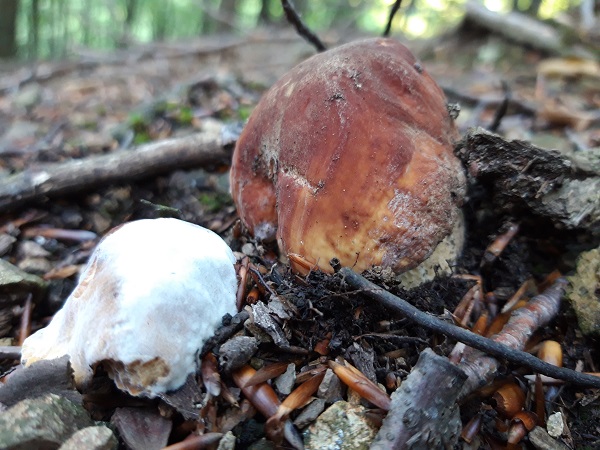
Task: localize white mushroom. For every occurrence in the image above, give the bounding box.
[21,218,238,398]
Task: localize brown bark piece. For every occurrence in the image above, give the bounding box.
[370,348,466,450]
[457,128,600,231]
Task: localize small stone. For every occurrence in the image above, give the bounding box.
[566,247,600,336]
[546,412,564,438]
[59,426,117,450]
[241,243,256,256]
[17,240,51,258]
[303,401,378,450]
[274,363,296,395]
[0,393,93,449]
[0,258,46,295]
[294,398,326,429]
[18,257,53,275]
[219,336,259,373]
[249,302,289,348]
[0,234,16,256]
[317,369,344,404]
[217,431,237,450]
[111,407,171,450]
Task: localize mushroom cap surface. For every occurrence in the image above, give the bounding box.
[230,38,466,274]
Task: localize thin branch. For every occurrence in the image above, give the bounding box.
[280,0,326,52]
[488,81,510,132]
[338,267,600,389]
[383,0,403,37]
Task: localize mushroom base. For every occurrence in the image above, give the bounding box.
[396,211,465,289]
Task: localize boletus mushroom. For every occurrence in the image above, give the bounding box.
[231,38,466,286]
[21,218,238,397]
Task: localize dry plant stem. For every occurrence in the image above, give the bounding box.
[248,265,277,297]
[280,0,326,52]
[383,0,403,37]
[18,294,33,346]
[487,81,510,133]
[338,268,600,389]
[481,222,519,267]
[162,432,224,450]
[0,129,233,213]
[457,277,576,398]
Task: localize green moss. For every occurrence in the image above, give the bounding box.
[198,192,232,213]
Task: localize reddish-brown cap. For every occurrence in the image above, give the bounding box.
[231,38,466,274]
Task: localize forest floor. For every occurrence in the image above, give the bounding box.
[0,24,599,450]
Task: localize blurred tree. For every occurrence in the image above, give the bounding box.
[513,0,542,16]
[120,0,139,46]
[259,0,282,24]
[0,0,19,58]
[26,0,40,58]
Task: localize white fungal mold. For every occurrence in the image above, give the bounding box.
[21,218,238,397]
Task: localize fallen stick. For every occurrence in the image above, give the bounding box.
[0,126,236,214]
[371,348,466,450]
[464,0,597,57]
[338,267,600,389]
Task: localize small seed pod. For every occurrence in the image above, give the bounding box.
[492,382,526,419]
[461,412,483,444]
[507,411,538,444]
[537,340,563,367]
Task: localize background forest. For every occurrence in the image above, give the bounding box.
[0,0,593,60]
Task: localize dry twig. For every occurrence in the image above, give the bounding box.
[280,0,326,52]
[383,0,403,37]
[338,267,600,389]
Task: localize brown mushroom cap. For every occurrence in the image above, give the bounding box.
[230,38,466,274]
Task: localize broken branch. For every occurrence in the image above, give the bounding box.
[338,267,600,389]
[280,0,326,52]
[0,128,234,214]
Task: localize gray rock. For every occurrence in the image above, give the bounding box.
[17,241,51,259]
[294,398,326,429]
[111,407,171,450]
[216,431,236,450]
[17,257,53,275]
[317,369,344,404]
[0,234,16,256]
[567,247,600,336]
[303,401,377,450]
[59,426,117,450]
[219,336,258,373]
[0,258,46,295]
[0,393,93,450]
[274,363,296,395]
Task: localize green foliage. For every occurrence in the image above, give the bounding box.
[133,131,152,145]
[10,0,585,60]
[198,191,233,212]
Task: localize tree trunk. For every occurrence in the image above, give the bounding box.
[0,0,19,58]
[29,0,40,59]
